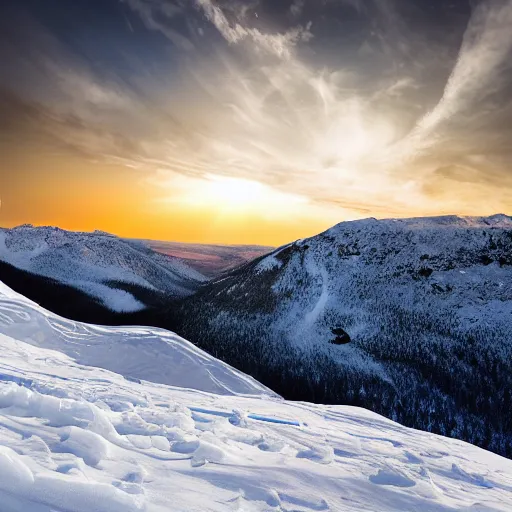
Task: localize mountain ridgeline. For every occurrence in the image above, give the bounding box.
[172,215,512,457]
[1,216,512,458]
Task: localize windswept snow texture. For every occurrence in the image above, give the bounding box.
[0,283,270,397]
[0,225,206,312]
[0,283,512,511]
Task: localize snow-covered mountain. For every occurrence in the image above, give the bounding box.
[1,281,512,511]
[0,225,206,314]
[175,215,512,457]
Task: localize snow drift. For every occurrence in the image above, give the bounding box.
[0,280,511,511]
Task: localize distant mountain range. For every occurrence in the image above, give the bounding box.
[2,216,512,458]
[0,225,205,316]
[139,239,273,277]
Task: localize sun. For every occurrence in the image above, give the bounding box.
[163,172,308,217]
[206,175,268,208]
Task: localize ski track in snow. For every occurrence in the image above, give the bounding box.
[0,282,512,511]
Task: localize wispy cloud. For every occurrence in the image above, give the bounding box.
[196,0,313,59]
[123,0,313,59]
[289,0,305,18]
[122,0,196,50]
[400,0,512,157]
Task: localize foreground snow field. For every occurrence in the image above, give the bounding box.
[0,283,511,511]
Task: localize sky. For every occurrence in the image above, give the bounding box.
[0,0,511,245]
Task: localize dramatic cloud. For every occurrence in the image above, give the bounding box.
[1,0,512,223]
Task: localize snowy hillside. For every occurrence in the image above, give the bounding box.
[174,215,512,457]
[0,225,206,313]
[1,282,512,511]
[0,282,268,396]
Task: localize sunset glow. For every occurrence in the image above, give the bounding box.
[1,0,511,244]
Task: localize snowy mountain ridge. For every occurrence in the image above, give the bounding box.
[0,225,206,313]
[1,280,512,511]
[325,214,512,232]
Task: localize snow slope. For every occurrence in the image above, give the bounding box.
[1,282,512,511]
[0,282,269,397]
[0,226,206,312]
